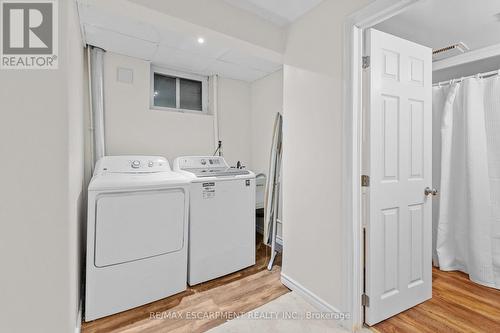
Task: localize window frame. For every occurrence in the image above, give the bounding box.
[150,66,209,114]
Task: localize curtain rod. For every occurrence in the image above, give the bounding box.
[433,69,500,87]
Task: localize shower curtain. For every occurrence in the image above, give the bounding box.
[433,75,500,289]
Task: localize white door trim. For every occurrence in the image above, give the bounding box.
[341,0,424,330]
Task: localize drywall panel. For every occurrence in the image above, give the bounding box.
[250,69,283,175]
[0,1,86,332]
[281,0,372,313]
[103,52,216,162]
[67,1,87,331]
[250,69,283,239]
[103,52,254,167]
[217,78,252,168]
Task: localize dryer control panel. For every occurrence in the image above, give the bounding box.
[94,156,171,174]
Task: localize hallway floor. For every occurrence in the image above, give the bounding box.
[208,292,362,333]
[372,267,500,333]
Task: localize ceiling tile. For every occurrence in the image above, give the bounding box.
[207,60,268,81]
[153,45,211,73]
[84,24,158,60]
[224,0,323,26]
[176,37,231,60]
[78,0,284,82]
[78,3,160,43]
[218,49,281,72]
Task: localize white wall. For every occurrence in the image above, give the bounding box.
[0,1,85,332]
[103,53,284,172]
[218,78,252,167]
[250,70,283,238]
[104,52,215,160]
[104,52,254,166]
[67,1,87,329]
[250,70,283,175]
[281,0,371,312]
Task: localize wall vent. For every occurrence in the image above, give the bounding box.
[433,42,469,61]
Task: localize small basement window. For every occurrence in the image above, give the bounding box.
[151,67,208,113]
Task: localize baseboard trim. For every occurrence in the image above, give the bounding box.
[280,273,341,314]
[75,300,82,333]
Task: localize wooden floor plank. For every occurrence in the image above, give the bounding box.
[372,267,500,333]
[82,234,289,333]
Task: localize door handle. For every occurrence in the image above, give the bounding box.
[424,187,438,196]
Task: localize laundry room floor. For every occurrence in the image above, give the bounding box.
[82,234,288,333]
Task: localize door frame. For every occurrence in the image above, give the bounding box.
[341,0,424,330]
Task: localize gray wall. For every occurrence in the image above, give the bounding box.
[0,1,86,332]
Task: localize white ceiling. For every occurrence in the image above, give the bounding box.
[224,0,323,27]
[77,0,283,82]
[375,0,500,56]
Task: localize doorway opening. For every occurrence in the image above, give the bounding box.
[346,0,500,331]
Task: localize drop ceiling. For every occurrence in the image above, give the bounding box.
[77,0,283,82]
[374,0,500,58]
[224,0,324,27]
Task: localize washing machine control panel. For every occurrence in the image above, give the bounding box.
[94,156,171,174]
[177,156,229,170]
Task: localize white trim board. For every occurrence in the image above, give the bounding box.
[280,273,343,315]
[75,300,82,333]
[341,0,424,331]
[433,43,500,71]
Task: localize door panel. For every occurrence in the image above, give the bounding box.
[365,28,432,325]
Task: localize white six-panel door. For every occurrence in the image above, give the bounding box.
[364,29,432,325]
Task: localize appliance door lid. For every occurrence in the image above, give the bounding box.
[89,172,190,191]
[94,189,186,267]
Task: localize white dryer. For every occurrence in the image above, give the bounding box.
[85,156,190,321]
[173,156,255,285]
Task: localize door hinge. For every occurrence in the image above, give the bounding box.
[361,175,370,187]
[362,56,370,69]
[362,293,370,307]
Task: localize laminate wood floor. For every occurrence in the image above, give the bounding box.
[372,267,500,333]
[82,234,289,333]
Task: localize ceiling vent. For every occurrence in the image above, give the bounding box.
[432,42,469,61]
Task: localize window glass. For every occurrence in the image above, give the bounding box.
[179,78,202,111]
[153,73,176,108]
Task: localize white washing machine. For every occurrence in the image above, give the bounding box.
[173,156,255,285]
[85,156,190,321]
